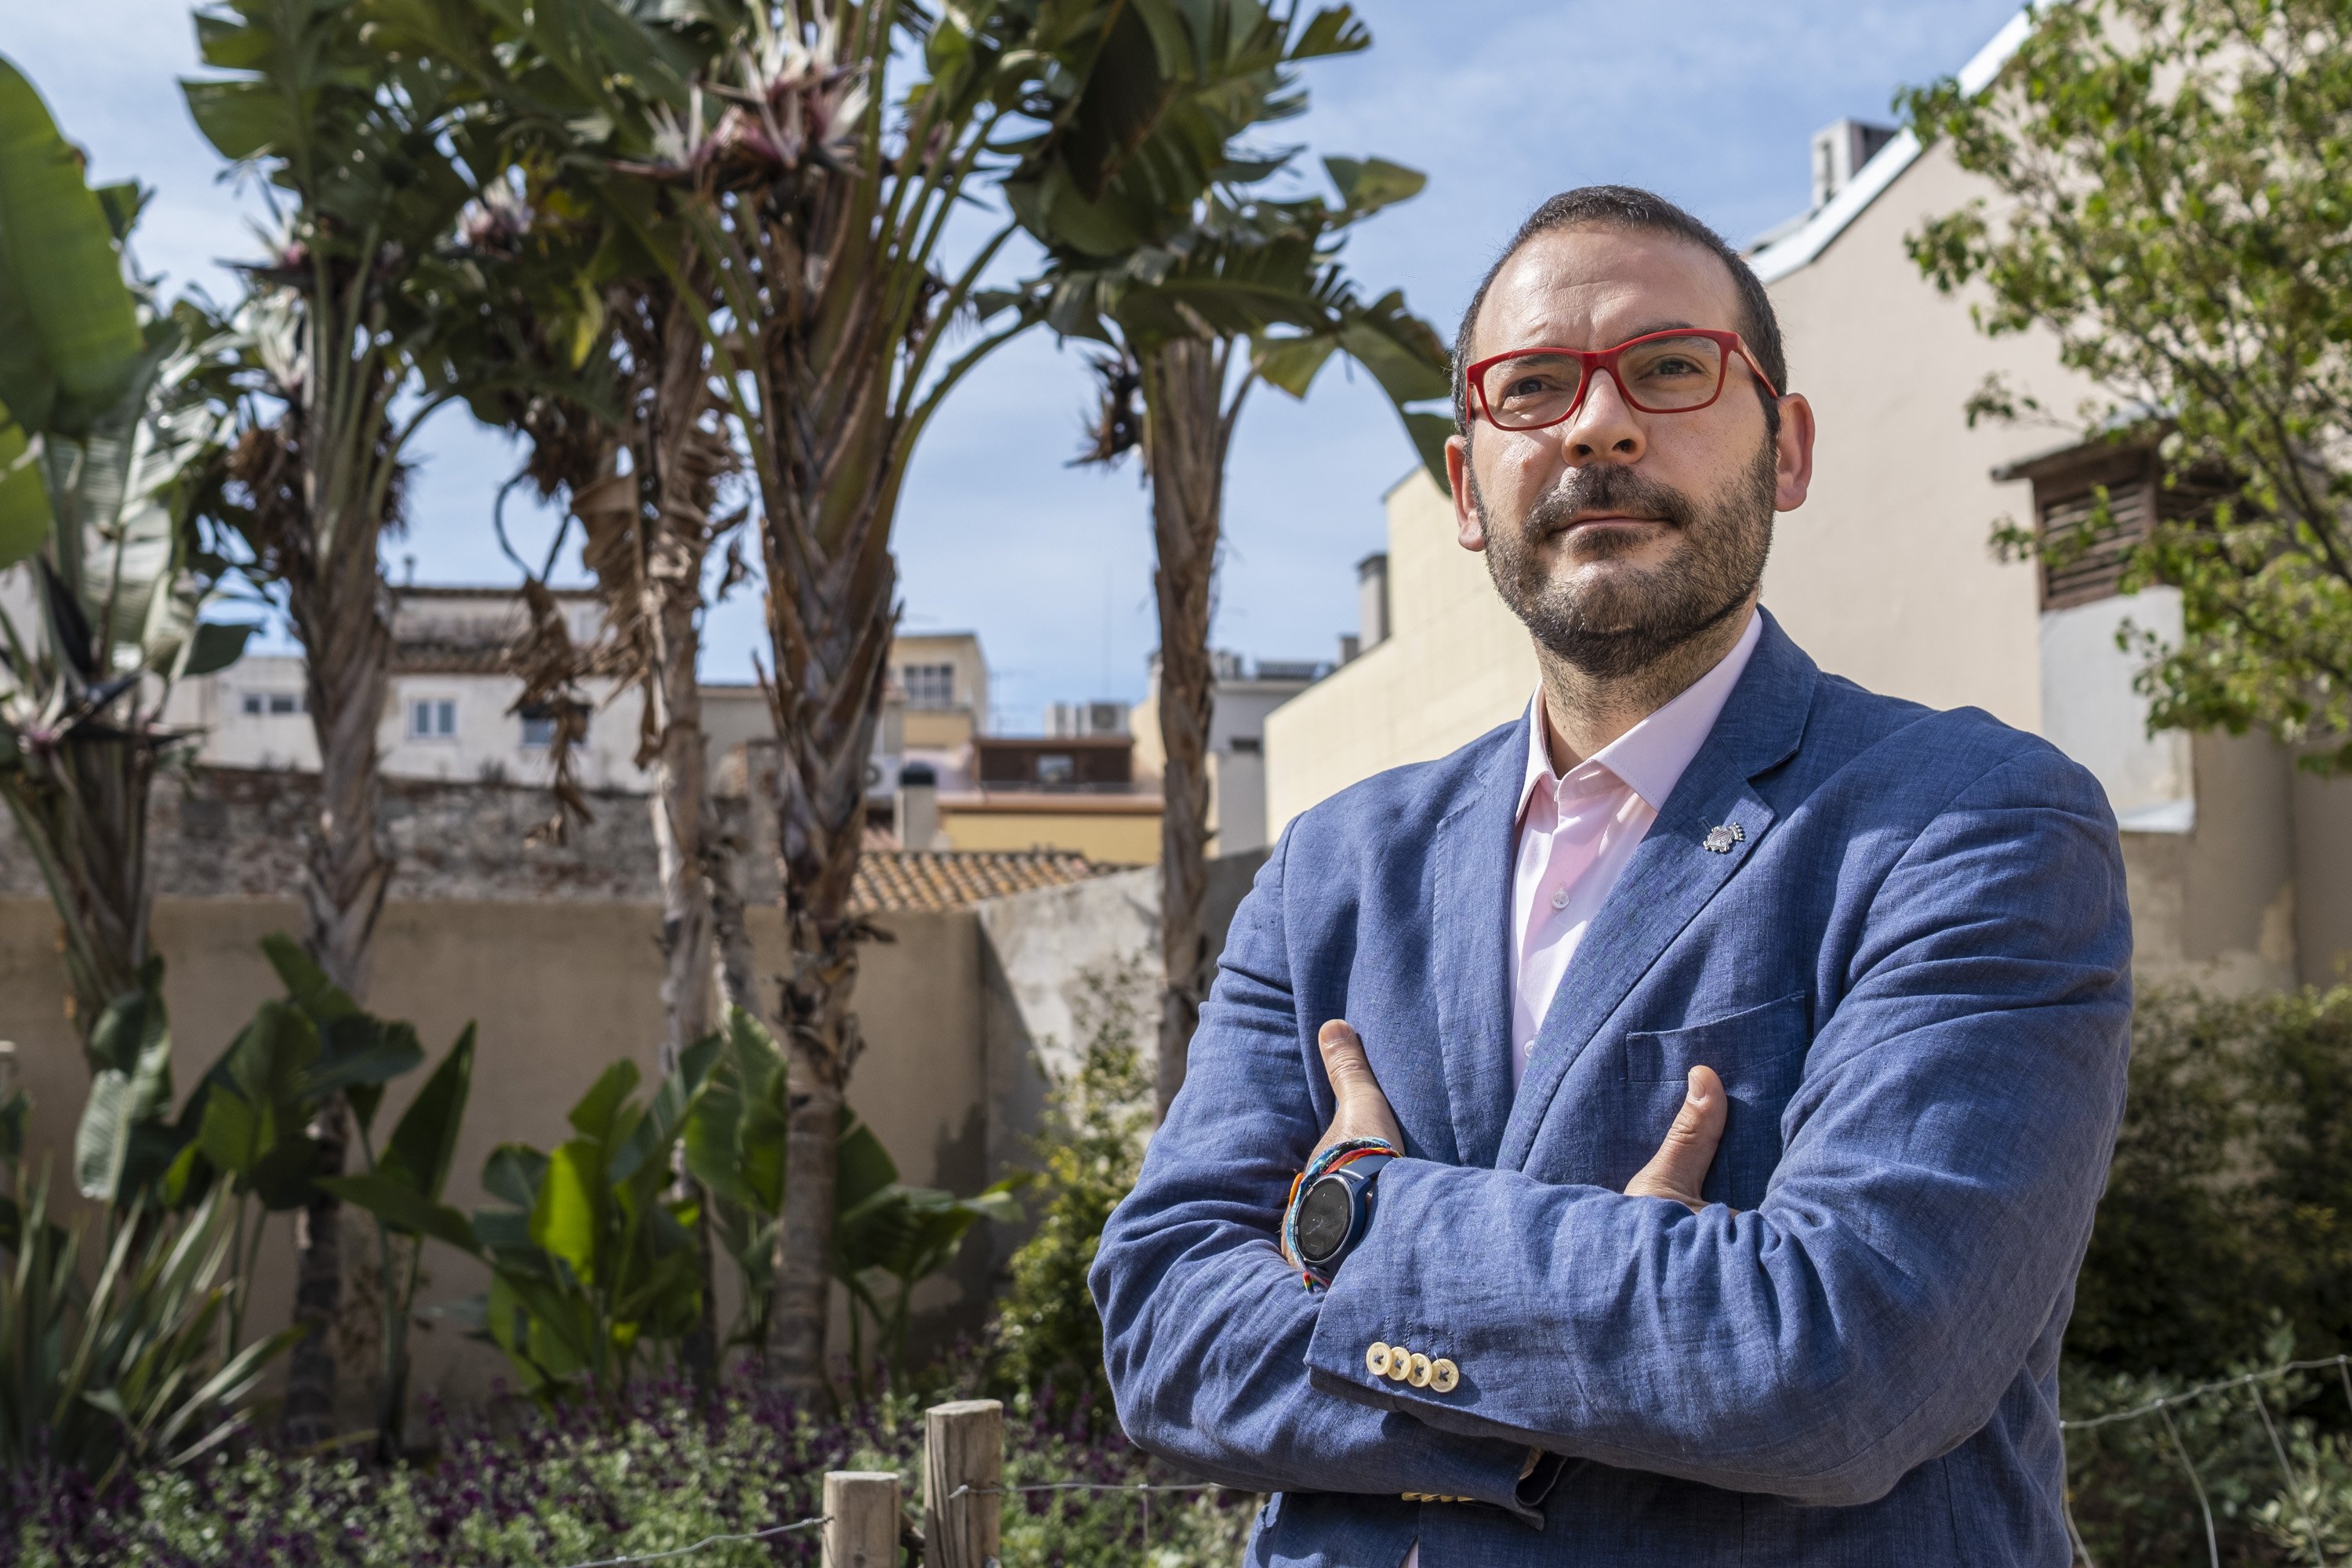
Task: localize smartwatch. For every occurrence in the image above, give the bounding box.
[1292,1152,1392,1283]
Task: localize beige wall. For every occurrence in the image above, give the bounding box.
[0,895,985,1419]
[1265,472,1536,835]
[938,801,1163,864]
[1756,140,2064,730]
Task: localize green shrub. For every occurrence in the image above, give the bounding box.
[4,1383,1255,1566]
[2070,985,2352,1383]
[989,960,1155,1432]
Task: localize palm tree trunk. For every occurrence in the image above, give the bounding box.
[757,436,899,1404]
[282,481,397,1450]
[1138,338,1243,1120]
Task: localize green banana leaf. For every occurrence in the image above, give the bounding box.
[0,56,143,437]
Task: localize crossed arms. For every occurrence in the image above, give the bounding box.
[1090,749,2132,1512]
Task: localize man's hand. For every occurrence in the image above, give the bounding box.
[1308,1021,1406,1161]
[1623,1065,1729,1214]
[1305,1022,1729,1213]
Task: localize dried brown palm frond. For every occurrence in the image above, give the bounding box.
[1073,350,1143,467]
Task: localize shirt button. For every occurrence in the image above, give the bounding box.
[1549,886,1570,910]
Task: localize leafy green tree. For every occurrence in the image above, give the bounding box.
[0,58,250,1049]
[1902,0,2352,767]
[1001,2,1450,1112]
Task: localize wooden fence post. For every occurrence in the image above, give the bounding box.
[822,1471,900,1568]
[923,1398,1004,1568]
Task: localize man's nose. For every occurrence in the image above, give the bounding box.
[1556,369,1645,465]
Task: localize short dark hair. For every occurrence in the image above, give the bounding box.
[1451,185,1788,437]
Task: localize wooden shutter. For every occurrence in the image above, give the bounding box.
[2038,468,2154,611]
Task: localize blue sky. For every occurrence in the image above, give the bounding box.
[11,0,2021,732]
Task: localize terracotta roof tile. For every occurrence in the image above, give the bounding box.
[851,848,1113,914]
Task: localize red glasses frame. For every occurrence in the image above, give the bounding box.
[1466,328,1781,431]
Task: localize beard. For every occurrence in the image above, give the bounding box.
[1473,437,1779,681]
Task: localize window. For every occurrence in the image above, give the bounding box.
[1036,753,1076,786]
[518,702,581,749]
[1227,735,1263,755]
[901,662,956,709]
[408,698,458,739]
[241,692,303,717]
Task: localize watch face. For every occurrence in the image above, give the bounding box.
[1296,1177,1354,1265]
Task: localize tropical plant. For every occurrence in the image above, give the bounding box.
[681,1007,793,1358]
[64,938,474,1456]
[1900,0,2352,771]
[0,57,250,1051]
[987,958,1152,1429]
[180,0,518,1440]
[832,1113,1022,1399]
[1001,2,1452,1112]
[0,1134,297,1492]
[430,1042,719,1398]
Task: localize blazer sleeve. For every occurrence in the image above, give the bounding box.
[1300,745,2132,1507]
[1089,826,1544,1513]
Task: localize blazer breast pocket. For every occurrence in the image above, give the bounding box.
[1621,993,1810,1210]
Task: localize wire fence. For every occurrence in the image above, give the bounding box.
[528,1363,2352,1568]
[2060,1352,2352,1568]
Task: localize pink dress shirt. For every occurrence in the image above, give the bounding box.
[1508,608,1762,1087]
[1396,613,1759,1566]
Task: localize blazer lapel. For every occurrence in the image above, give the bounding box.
[1497,614,1820,1171]
[1428,721,1527,1170]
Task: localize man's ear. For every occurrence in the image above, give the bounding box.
[1447,434,1488,553]
[1773,392,1817,513]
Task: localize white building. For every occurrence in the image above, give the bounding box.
[171,586,795,794]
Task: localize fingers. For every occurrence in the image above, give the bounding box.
[1312,1020,1404,1156]
[1624,1064,1728,1214]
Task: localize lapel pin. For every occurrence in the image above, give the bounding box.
[1702,822,1746,855]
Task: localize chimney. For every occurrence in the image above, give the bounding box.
[401,554,417,587]
[895,760,942,850]
[1356,552,1390,650]
[1338,633,1361,664]
[1809,118,1897,211]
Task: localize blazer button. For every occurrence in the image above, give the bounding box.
[1406,1352,1433,1388]
[1386,1345,1414,1383]
[1366,1342,1393,1377]
[1429,1358,1460,1393]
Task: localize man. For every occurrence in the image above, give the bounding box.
[1091,185,2132,1566]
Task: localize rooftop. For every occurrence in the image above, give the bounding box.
[849,847,1116,913]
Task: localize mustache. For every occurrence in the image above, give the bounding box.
[1524,466,1700,537]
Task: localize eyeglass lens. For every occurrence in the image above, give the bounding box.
[1480,335,1729,428]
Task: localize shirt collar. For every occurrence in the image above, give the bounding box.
[1516,607,1764,820]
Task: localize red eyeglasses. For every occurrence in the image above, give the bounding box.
[1466,328,1780,431]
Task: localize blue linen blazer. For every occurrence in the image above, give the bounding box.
[1091,612,2133,1566]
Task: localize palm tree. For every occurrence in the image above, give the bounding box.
[1004,9,1452,1115]
[440,184,743,1382]
[0,59,249,1054]
[183,0,492,1443]
[425,0,1241,1393]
